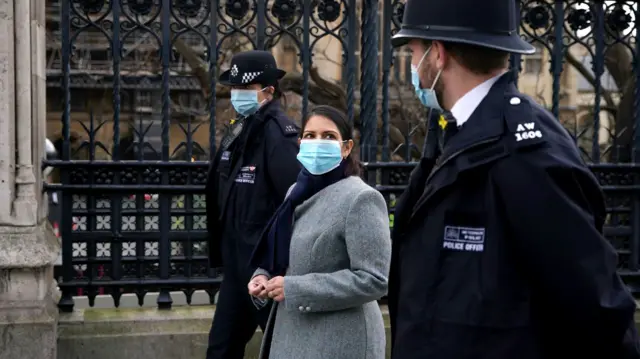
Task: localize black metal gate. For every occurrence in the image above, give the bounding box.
[45,0,640,311]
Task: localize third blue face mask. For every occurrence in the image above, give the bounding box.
[411,47,443,111]
[231,89,264,117]
[297,139,343,175]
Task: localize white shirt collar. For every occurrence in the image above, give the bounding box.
[450,71,507,127]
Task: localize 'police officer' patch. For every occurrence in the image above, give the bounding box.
[221,151,231,161]
[442,226,485,252]
[235,165,256,184]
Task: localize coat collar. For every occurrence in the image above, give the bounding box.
[257,99,282,119]
[438,71,516,162]
[236,99,282,124]
[450,72,505,127]
[237,100,282,141]
[410,72,517,218]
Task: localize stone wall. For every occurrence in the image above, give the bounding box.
[0,0,60,358]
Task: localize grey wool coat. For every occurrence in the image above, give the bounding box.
[253,176,391,359]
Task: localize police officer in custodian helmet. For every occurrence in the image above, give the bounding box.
[205,50,301,359]
[388,1,640,358]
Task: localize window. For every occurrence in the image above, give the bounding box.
[524,42,545,74]
[136,91,152,107]
[134,91,154,114]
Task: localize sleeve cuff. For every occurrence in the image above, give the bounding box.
[251,296,270,310]
[252,268,272,280]
[282,276,314,313]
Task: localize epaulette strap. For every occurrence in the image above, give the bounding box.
[503,95,546,150]
[282,123,299,136]
[273,115,299,137]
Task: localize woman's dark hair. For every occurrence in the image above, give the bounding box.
[263,81,287,108]
[302,105,361,177]
[271,81,283,99]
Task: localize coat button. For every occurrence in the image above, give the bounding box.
[298,306,304,312]
[305,306,311,311]
[509,97,521,105]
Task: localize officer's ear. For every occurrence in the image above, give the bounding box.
[432,40,447,71]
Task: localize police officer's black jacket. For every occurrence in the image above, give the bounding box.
[389,73,640,359]
[205,100,300,273]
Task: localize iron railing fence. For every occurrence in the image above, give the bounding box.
[45,0,640,311]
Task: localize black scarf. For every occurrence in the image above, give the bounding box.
[250,161,348,276]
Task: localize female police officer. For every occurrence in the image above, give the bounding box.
[205,50,301,359]
[388,0,640,358]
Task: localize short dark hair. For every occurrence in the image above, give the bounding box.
[271,81,283,100]
[425,40,510,75]
[302,105,361,177]
[261,81,287,108]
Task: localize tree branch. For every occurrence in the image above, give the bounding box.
[565,50,616,108]
[173,37,211,97]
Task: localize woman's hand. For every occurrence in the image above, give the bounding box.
[265,276,285,302]
[248,275,269,299]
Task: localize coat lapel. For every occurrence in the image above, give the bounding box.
[218,154,245,220]
[411,74,517,217]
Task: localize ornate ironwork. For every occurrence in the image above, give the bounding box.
[271,0,297,23]
[225,0,250,20]
[129,0,155,16]
[359,0,379,163]
[47,0,640,313]
[316,0,340,22]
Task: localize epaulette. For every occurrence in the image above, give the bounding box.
[503,95,546,150]
[273,115,300,137]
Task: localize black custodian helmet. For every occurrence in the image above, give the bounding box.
[391,0,535,54]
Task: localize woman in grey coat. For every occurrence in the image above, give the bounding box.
[248,105,391,359]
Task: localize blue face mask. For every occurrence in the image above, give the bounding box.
[297,139,344,175]
[411,47,443,110]
[231,88,266,117]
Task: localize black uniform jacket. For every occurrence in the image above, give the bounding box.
[389,73,640,359]
[206,100,300,273]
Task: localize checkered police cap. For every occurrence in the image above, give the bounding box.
[229,62,265,84]
[219,50,286,87]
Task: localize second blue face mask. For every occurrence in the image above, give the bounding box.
[231,89,262,117]
[297,139,343,175]
[411,46,443,111]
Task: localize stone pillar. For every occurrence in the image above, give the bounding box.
[0,0,60,358]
